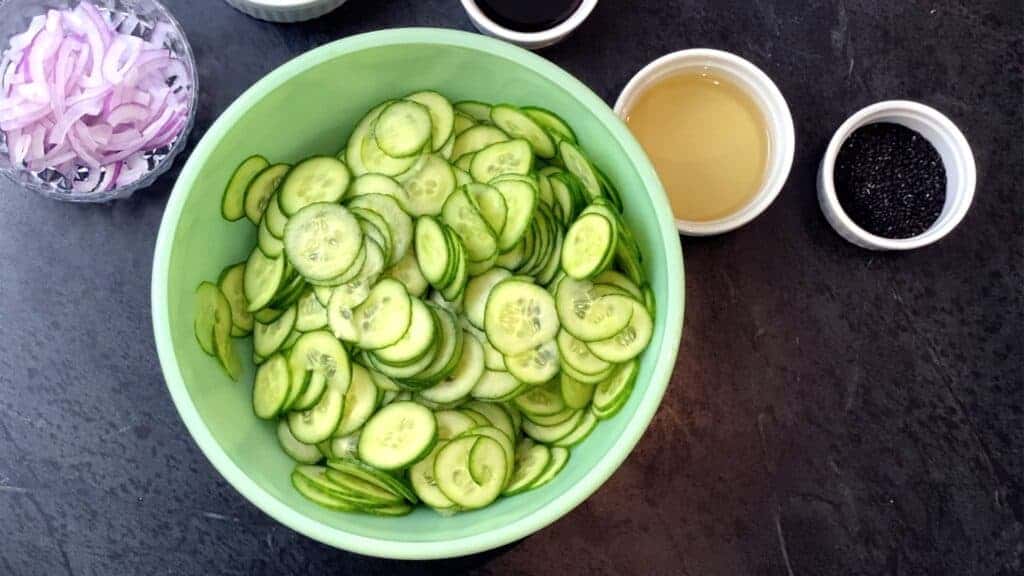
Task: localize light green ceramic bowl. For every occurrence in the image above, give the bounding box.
[152,28,684,560]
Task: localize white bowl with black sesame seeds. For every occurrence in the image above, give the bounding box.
[817,100,976,251]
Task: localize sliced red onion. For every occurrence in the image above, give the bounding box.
[0,1,191,192]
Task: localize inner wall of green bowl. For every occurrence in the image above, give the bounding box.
[168,42,672,542]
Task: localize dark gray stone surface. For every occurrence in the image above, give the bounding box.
[1,1,1021,574]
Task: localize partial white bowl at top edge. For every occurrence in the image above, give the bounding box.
[459,0,597,50]
[614,48,795,236]
[816,100,976,251]
[222,0,349,23]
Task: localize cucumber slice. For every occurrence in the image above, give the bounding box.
[408,305,463,385]
[287,330,351,411]
[348,194,413,266]
[265,192,289,238]
[358,401,437,470]
[278,157,349,215]
[362,134,425,176]
[353,279,412,350]
[252,354,291,419]
[277,420,324,464]
[288,383,345,444]
[562,213,615,279]
[295,465,393,509]
[592,360,638,418]
[491,177,537,251]
[346,103,388,176]
[494,242,526,270]
[325,457,417,503]
[560,358,614,385]
[453,111,476,135]
[554,409,598,447]
[522,107,577,144]
[409,444,456,509]
[522,410,582,443]
[465,182,507,236]
[470,139,533,183]
[253,305,296,358]
[402,154,456,216]
[556,328,611,375]
[218,263,253,335]
[549,173,576,226]
[454,167,473,186]
[348,173,409,209]
[555,277,635,341]
[334,364,379,437]
[283,203,364,282]
[435,410,478,440]
[373,298,436,366]
[535,224,564,286]
[454,100,492,122]
[558,140,603,203]
[414,216,450,286]
[406,91,454,151]
[483,280,558,355]
[463,400,515,441]
[560,372,596,409]
[513,380,565,416]
[386,248,429,297]
[594,270,643,300]
[373,100,433,157]
[530,446,569,489]
[490,105,556,158]
[442,188,498,263]
[502,439,550,496]
[471,369,523,401]
[244,163,290,225]
[586,299,653,363]
[454,152,475,172]
[330,433,360,460]
[223,155,268,221]
[458,425,515,485]
[452,123,507,158]
[505,340,560,385]
[326,276,373,342]
[464,267,512,330]
[524,406,577,426]
[244,247,285,311]
[295,290,328,332]
[194,281,222,355]
[419,331,484,404]
[434,436,506,508]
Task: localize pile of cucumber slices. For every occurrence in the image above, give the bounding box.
[193,92,656,516]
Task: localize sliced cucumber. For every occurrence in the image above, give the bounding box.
[358,401,437,470]
[558,140,603,203]
[373,100,433,157]
[464,267,511,329]
[592,360,638,418]
[386,248,429,297]
[554,409,598,447]
[410,444,456,509]
[279,156,349,215]
[555,277,635,341]
[466,182,507,236]
[244,163,291,226]
[530,446,569,489]
[278,419,323,464]
[414,216,450,285]
[419,331,484,404]
[244,247,285,311]
[353,279,412,350]
[405,91,454,151]
[471,369,524,401]
[373,298,435,366]
[287,330,351,412]
[254,304,297,358]
[434,435,506,508]
[522,409,582,443]
[402,153,456,216]
[224,155,268,221]
[454,100,492,122]
[283,203,364,282]
[483,280,558,355]
[557,328,611,375]
[348,173,409,208]
[513,380,565,416]
[334,364,379,437]
[522,107,577,144]
[325,457,417,503]
[435,409,479,440]
[295,290,328,332]
[505,340,560,385]
[490,105,555,158]
[470,139,532,183]
[453,111,476,135]
[562,212,615,279]
[288,383,344,444]
[218,263,253,335]
[491,177,537,251]
[502,439,550,496]
[463,400,515,441]
[442,188,498,263]
[586,299,653,363]
[560,372,596,409]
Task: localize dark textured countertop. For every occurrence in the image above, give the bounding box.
[1,1,1021,574]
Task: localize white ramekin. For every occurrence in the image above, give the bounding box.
[614,49,795,236]
[223,0,348,23]
[817,101,975,251]
[459,0,597,50]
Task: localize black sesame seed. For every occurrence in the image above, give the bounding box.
[834,122,946,239]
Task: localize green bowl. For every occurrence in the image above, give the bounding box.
[152,28,684,560]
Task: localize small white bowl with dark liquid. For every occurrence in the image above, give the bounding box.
[460,0,597,50]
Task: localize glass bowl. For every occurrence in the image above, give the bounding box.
[0,0,197,202]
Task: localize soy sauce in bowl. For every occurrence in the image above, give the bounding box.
[475,0,583,32]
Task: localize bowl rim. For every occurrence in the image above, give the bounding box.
[152,27,684,560]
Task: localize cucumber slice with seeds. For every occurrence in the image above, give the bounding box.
[244,163,290,225]
[283,203,364,282]
[505,340,560,385]
[403,154,456,216]
[586,299,653,363]
[334,364,379,437]
[279,156,350,215]
[471,139,533,183]
[253,354,290,419]
[244,247,285,311]
[358,401,437,470]
[254,304,297,358]
[406,91,454,151]
[353,279,412,350]
[484,280,559,355]
[513,380,565,416]
[490,105,556,158]
[454,100,492,122]
[530,446,569,489]
[373,100,433,157]
[218,263,253,335]
[503,439,551,495]
[419,331,484,404]
[562,212,615,279]
[560,372,596,409]
[278,420,323,464]
[224,155,268,221]
[434,436,506,508]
